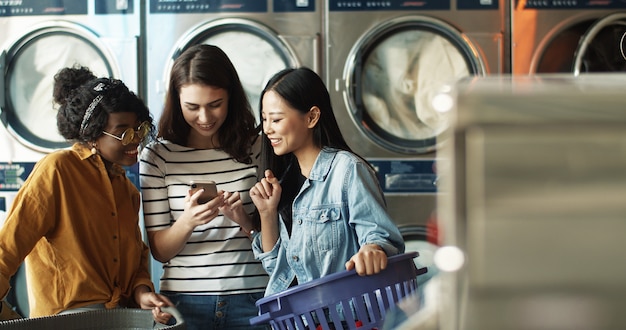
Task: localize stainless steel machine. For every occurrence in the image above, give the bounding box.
[437,74,626,329]
[511,2,626,74]
[0,0,141,316]
[324,0,504,235]
[145,0,322,123]
[0,0,141,160]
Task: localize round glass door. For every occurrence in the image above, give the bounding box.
[3,22,115,153]
[535,14,626,74]
[345,16,484,154]
[574,13,626,75]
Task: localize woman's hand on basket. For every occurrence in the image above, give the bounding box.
[345,244,388,276]
[135,287,174,324]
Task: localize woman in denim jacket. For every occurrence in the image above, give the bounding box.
[249,67,405,296]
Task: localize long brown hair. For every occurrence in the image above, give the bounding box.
[158,44,257,163]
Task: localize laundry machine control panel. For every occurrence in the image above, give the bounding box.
[0,163,34,191]
[0,1,87,15]
[329,0,498,10]
[149,0,266,13]
[521,0,626,9]
[369,159,437,194]
[329,0,450,10]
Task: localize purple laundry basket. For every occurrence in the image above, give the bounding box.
[250,252,427,330]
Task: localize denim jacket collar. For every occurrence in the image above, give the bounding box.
[307,147,337,182]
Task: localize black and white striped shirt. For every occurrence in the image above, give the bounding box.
[139,139,268,294]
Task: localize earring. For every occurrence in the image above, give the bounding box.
[91,143,97,155]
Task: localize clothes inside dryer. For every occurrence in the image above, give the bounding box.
[362,30,469,141]
[8,34,110,147]
[343,16,484,155]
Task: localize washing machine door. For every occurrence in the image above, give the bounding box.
[1,21,117,153]
[344,16,485,154]
[166,18,299,123]
[574,13,626,75]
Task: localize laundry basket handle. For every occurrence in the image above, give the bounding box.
[250,312,273,325]
[154,306,185,329]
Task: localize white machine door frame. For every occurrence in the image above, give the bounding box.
[1,21,119,153]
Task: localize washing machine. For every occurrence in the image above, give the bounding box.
[325,0,504,234]
[512,1,626,74]
[0,0,141,316]
[145,0,322,123]
[0,0,141,161]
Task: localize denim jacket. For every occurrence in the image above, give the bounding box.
[252,147,405,296]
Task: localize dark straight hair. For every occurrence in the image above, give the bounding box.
[258,67,354,180]
[258,67,368,226]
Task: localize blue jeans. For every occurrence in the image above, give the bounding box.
[164,292,269,330]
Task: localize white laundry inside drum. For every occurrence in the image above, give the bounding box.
[362,30,470,140]
[201,31,289,123]
[10,34,109,144]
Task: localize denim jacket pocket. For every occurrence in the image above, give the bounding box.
[305,206,342,252]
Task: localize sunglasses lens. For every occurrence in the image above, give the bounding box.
[137,122,150,139]
[121,128,135,145]
[118,122,149,145]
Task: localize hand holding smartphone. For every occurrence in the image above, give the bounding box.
[189,180,218,204]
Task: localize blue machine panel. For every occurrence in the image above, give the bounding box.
[0,0,88,16]
[368,159,437,194]
[329,0,451,11]
[0,163,35,191]
[149,0,267,13]
[0,162,140,191]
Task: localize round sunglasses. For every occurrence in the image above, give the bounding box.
[102,121,150,145]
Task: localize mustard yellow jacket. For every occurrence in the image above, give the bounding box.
[0,143,153,316]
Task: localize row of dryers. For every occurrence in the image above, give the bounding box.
[2,1,626,231]
[0,0,505,232]
[0,0,505,315]
[511,2,626,74]
[1,0,625,317]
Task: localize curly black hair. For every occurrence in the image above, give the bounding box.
[54,65,154,143]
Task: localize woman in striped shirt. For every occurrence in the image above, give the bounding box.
[140,44,269,330]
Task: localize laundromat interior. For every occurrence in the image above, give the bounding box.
[1,1,626,329]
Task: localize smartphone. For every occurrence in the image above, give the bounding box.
[189,180,218,204]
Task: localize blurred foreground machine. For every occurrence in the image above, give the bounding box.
[437,74,626,330]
